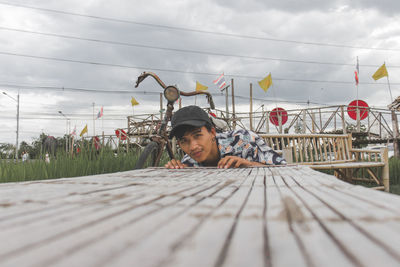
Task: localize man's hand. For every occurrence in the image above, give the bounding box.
[165,159,188,169]
[217,156,264,169]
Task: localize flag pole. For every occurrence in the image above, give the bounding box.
[92,102,95,137]
[270,74,282,133]
[271,82,278,109]
[356,57,360,131]
[381,61,393,102]
[356,56,359,101]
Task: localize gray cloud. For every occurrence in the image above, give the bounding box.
[0,0,399,144]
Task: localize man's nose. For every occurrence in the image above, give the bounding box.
[189,140,199,151]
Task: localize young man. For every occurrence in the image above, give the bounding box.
[165,105,286,169]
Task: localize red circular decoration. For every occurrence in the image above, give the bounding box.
[347,100,369,120]
[115,129,127,140]
[269,107,288,126]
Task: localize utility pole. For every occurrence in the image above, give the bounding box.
[16,93,19,160]
[3,91,19,160]
[92,102,95,137]
[58,111,70,153]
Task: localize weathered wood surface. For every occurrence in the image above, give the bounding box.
[0,166,399,267]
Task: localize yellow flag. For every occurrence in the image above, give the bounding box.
[131,96,139,106]
[79,124,88,137]
[258,73,272,92]
[372,63,388,81]
[195,81,208,91]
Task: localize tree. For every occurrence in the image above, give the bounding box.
[0,143,15,159]
[18,141,33,158]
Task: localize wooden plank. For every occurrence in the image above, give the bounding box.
[332,138,338,161]
[272,167,359,267]
[153,169,256,267]
[317,136,323,161]
[0,169,228,266]
[281,167,400,266]
[42,169,249,267]
[322,137,328,161]
[307,138,314,162]
[312,136,318,161]
[291,166,400,232]
[293,138,299,163]
[264,168,308,267]
[298,137,304,162]
[0,166,399,267]
[311,162,385,170]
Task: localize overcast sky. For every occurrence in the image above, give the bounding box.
[0,0,399,145]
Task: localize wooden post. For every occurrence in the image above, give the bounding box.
[356,106,361,132]
[266,111,270,133]
[334,111,337,132]
[249,83,253,131]
[231,79,236,130]
[367,110,370,137]
[171,137,177,156]
[70,136,75,156]
[225,86,229,123]
[391,110,400,157]
[312,112,316,133]
[302,109,306,134]
[126,137,129,152]
[160,93,163,121]
[341,106,347,134]
[381,147,390,192]
[282,147,293,164]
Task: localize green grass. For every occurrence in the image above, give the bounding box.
[390,184,400,195]
[0,145,179,183]
[0,148,142,183]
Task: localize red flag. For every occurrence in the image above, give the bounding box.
[354,71,359,85]
[96,106,103,119]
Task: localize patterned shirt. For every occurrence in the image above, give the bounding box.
[181,129,286,167]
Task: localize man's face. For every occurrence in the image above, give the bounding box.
[177,126,216,163]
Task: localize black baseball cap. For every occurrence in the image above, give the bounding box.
[169,105,212,138]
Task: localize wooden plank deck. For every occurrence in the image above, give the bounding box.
[0,166,399,267]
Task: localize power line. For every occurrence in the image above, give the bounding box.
[0,81,332,107]
[1,26,397,68]
[0,52,398,85]
[0,1,398,51]
[0,116,127,121]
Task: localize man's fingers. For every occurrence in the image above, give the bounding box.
[217,157,228,168]
[218,156,252,169]
[235,160,243,168]
[218,156,237,169]
[224,157,236,169]
[165,159,185,169]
